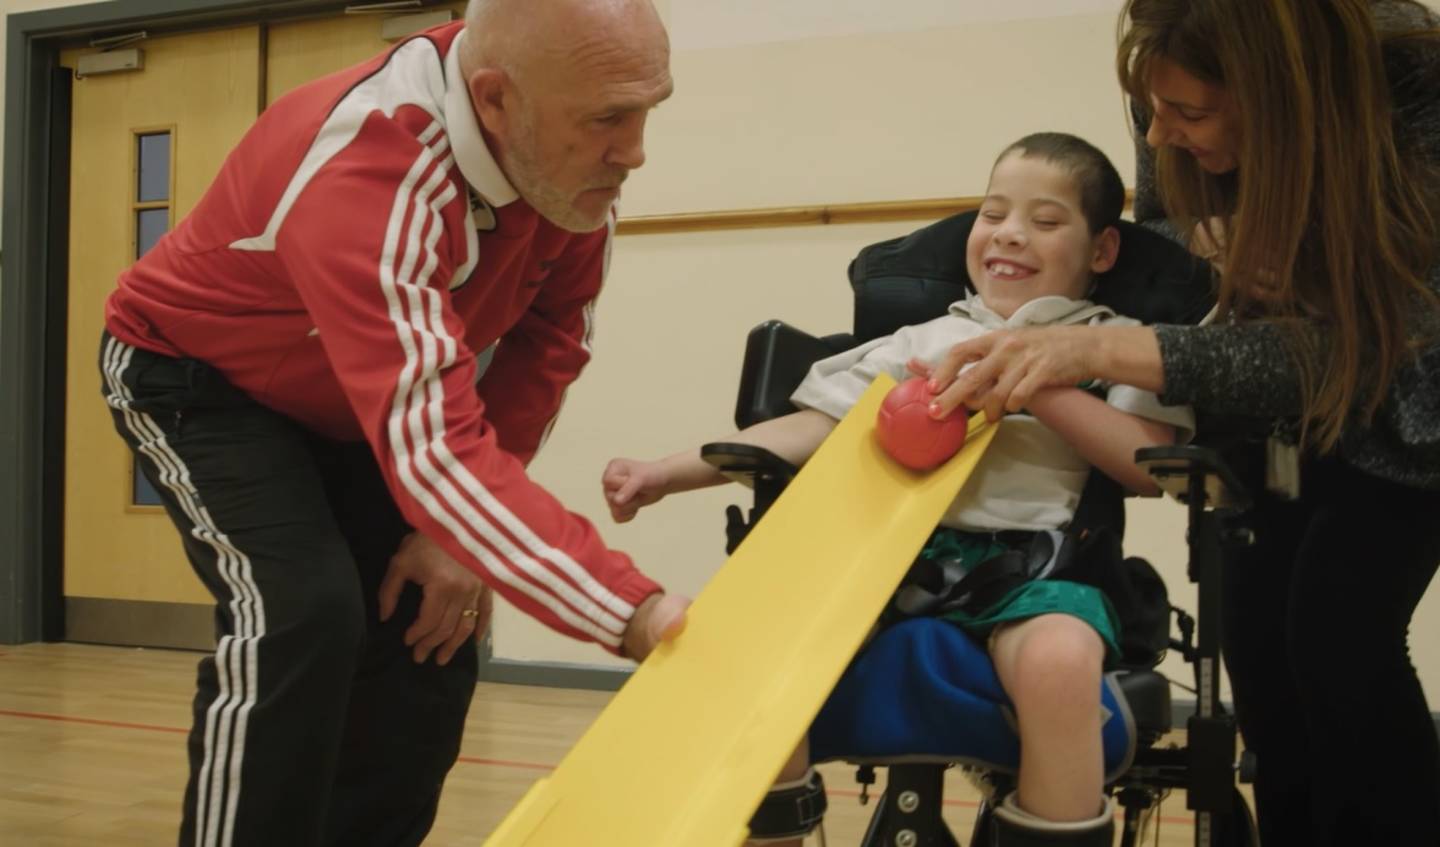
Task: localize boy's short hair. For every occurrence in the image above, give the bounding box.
[995,133,1125,234]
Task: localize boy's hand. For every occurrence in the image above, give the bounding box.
[601,458,671,523]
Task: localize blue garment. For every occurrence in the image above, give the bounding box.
[809,618,1137,782]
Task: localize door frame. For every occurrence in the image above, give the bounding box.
[0,0,357,645]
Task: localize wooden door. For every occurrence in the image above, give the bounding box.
[60,6,465,648]
[265,4,465,105]
[61,26,261,646]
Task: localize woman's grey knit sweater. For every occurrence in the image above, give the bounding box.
[1133,0,1440,489]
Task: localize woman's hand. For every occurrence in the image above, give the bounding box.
[909,325,1106,422]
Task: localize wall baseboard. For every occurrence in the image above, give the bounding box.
[473,633,629,691]
[64,597,214,651]
[477,656,630,691]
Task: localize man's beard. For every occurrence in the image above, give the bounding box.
[504,111,618,233]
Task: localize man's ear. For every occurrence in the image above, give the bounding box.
[1090,226,1121,274]
[468,67,512,136]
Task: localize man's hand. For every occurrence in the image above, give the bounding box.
[379,531,492,665]
[601,458,672,523]
[621,592,690,661]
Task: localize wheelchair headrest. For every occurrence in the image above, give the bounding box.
[847,210,1215,343]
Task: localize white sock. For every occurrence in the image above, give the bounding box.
[994,793,1114,832]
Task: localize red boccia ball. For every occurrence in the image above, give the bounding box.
[875,377,968,470]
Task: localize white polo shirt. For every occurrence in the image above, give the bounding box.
[790,292,1195,532]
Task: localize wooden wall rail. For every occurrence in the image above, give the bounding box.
[614,196,984,236]
[615,191,1135,236]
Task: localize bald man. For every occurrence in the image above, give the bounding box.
[99,1,685,843]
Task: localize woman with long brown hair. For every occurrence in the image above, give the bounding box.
[917,1,1440,843]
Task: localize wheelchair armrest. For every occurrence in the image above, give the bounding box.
[734,320,854,429]
[702,443,799,551]
[1134,445,1252,512]
[700,442,800,490]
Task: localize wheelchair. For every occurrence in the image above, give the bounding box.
[700,211,1261,847]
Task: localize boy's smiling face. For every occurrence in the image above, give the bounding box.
[966,152,1118,319]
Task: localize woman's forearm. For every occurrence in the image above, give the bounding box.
[1151,322,1306,415]
[1093,325,1166,394]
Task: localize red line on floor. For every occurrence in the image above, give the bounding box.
[0,708,1199,827]
[0,708,565,770]
[0,708,188,734]
[456,755,553,772]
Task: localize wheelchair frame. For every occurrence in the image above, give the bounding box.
[703,326,1260,847]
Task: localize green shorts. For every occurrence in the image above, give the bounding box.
[917,528,1122,660]
[939,579,1122,660]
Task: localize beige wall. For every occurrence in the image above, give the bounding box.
[6,0,1439,703]
[517,7,1137,669]
[519,0,1440,713]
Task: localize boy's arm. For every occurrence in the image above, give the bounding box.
[724,409,839,467]
[604,410,838,522]
[1024,386,1177,496]
[607,321,927,521]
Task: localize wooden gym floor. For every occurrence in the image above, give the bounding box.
[0,643,1207,845]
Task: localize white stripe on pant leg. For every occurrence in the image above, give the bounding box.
[112,386,260,847]
[103,340,237,847]
[102,340,239,847]
[102,337,266,847]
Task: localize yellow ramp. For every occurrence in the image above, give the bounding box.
[486,375,998,846]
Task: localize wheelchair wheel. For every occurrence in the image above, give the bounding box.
[969,794,996,847]
[1117,786,1255,847]
[973,787,1256,847]
[1210,787,1259,847]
